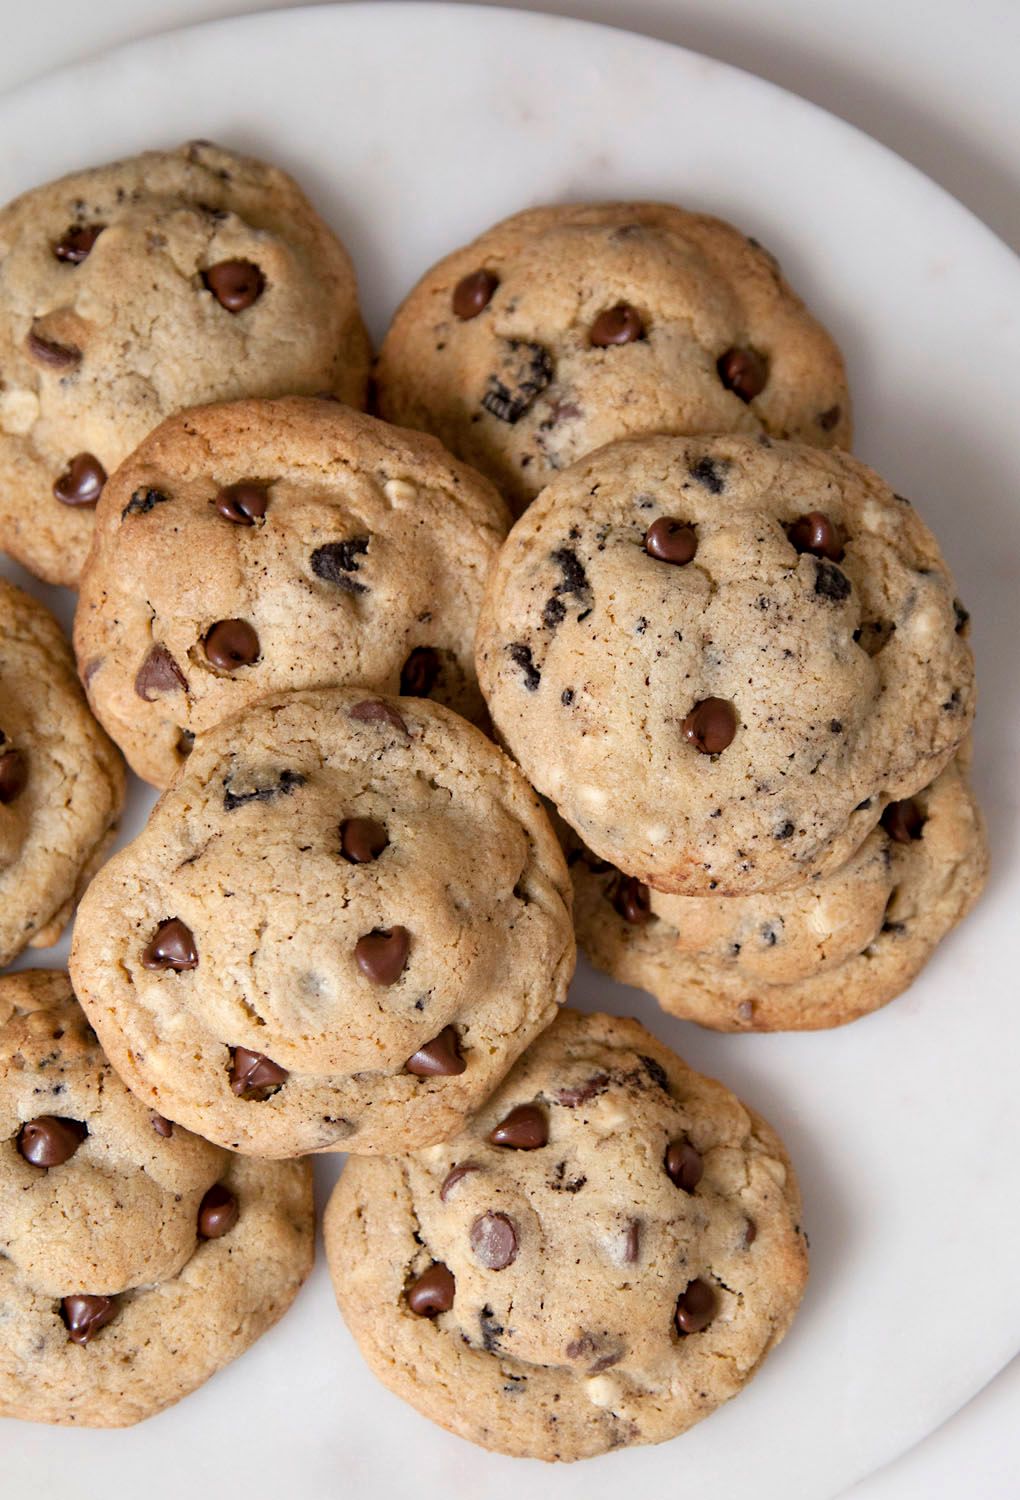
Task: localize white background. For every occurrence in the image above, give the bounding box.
[1,2,1017,1495]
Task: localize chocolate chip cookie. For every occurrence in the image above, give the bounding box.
[325,1008,808,1461]
[1,578,123,967]
[0,140,371,586]
[570,756,987,1030]
[75,396,509,786]
[477,434,974,896]
[376,201,851,513]
[69,686,574,1157]
[0,970,313,1427]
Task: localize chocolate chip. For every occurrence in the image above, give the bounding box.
[311,537,369,592]
[216,482,269,524]
[688,456,726,494]
[743,1218,758,1247]
[355,927,410,985]
[470,1212,518,1269]
[813,560,852,602]
[400,646,441,697]
[881,799,925,843]
[54,224,104,263]
[134,644,188,701]
[453,269,498,319]
[644,517,697,565]
[151,1113,174,1138]
[229,1047,288,1099]
[197,1183,239,1239]
[222,768,305,811]
[349,699,409,734]
[440,1163,480,1201]
[787,511,844,561]
[26,329,81,368]
[61,1294,116,1345]
[624,1219,641,1263]
[675,1278,716,1334]
[817,405,842,432]
[16,1116,87,1167]
[122,487,168,518]
[556,1074,610,1108]
[202,259,265,312]
[953,599,970,634]
[407,1262,456,1315]
[0,749,27,804]
[612,875,652,924]
[53,453,106,507]
[664,1140,703,1193]
[204,619,260,669]
[488,1103,547,1149]
[142,918,199,971]
[482,341,552,423]
[340,817,388,863]
[682,698,737,754]
[507,642,540,690]
[590,303,644,346]
[406,1026,465,1077]
[717,346,768,401]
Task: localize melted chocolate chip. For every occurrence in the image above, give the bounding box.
[204,619,260,669]
[816,404,842,432]
[17,1116,88,1167]
[311,538,369,592]
[407,1262,455,1315]
[54,224,104,263]
[590,303,644,346]
[488,1103,547,1149]
[624,1219,641,1263]
[482,341,552,423]
[202,259,265,312]
[134,644,188,701]
[717,346,768,401]
[340,817,389,863]
[645,517,697,564]
[400,646,441,697]
[743,1218,758,1247]
[122,487,168,518]
[53,453,106,507]
[0,749,27,804]
[151,1113,174,1138]
[470,1211,518,1269]
[612,875,652,924]
[61,1294,116,1345]
[406,1026,465,1077]
[440,1163,479,1201]
[142,918,198,971]
[675,1278,716,1335]
[664,1139,703,1193]
[682,697,737,754]
[222,768,306,812]
[881,799,925,843]
[229,1047,288,1099]
[787,511,844,562]
[453,269,498,319]
[216,482,269,524]
[26,329,81,368]
[349,699,409,734]
[814,560,852,602]
[355,927,410,985]
[507,642,540,690]
[197,1183,239,1239]
[556,1074,610,1108]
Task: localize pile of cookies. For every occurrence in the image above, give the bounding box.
[0,142,983,1460]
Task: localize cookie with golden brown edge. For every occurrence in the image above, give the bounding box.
[75,396,509,786]
[69,686,574,1158]
[0,970,313,1427]
[0,578,123,968]
[0,140,370,586]
[376,200,851,513]
[570,757,987,1031]
[476,434,974,896]
[325,1008,807,1461]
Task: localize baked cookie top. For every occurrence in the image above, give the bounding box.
[0,578,123,967]
[0,140,371,585]
[571,755,988,1030]
[75,396,509,786]
[69,687,575,1158]
[325,1009,808,1461]
[0,970,313,1427]
[477,434,974,895]
[376,200,851,513]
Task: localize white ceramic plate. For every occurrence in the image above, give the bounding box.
[1,5,1018,1497]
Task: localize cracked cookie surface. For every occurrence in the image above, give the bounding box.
[325,1008,807,1461]
[570,756,987,1030]
[0,970,313,1427]
[476,434,975,895]
[0,579,123,967]
[75,396,509,786]
[0,140,370,585]
[376,201,851,514]
[69,686,574,1157]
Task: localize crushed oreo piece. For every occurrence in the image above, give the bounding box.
[482,341,552,423]
[813,560,852,602]
[311,537,369,592]
[689,456,726,494]
[122,487,169,519]
[507,643,540,691]
[223,768,306,811]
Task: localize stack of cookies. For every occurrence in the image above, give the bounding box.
[0,146,983,1460]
